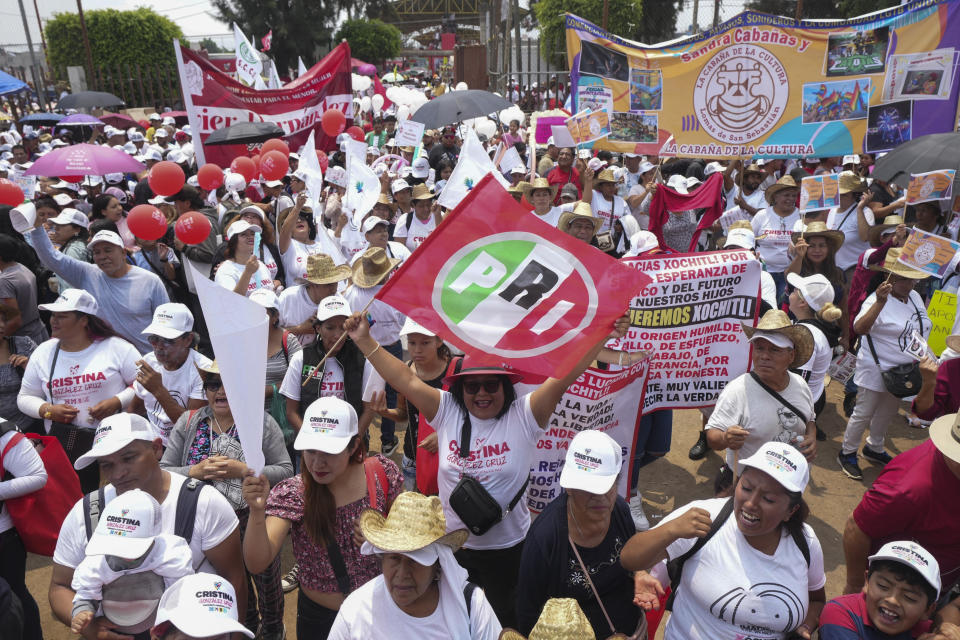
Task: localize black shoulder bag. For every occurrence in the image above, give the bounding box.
[866,334,922,398]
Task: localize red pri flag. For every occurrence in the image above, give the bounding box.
[375,174,652,377]
[261,30,273,51]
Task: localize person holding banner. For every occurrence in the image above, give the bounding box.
[343,309,630,628]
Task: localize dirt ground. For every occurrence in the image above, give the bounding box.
[30,376,930,639]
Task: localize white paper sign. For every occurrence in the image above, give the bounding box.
[498,146,524,173]
[395,119,425,148]
[550,124,577,148]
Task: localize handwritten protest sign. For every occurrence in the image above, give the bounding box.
[927,290,956,356]
[898,228,960,278]
[906,169,955,205]
[395,119,425,149]
[799,174,840,212]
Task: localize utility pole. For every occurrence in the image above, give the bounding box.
[76,0,96,91]
[692,0,700,33]
[16,0,47,111]
[602,0,609,31]
[513,0,521,77]
[712,0,721,29]
[32,0,47,59]
[795,0,804,20]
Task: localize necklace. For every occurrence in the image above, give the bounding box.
[568,502,587,540]
[212,414,233,435]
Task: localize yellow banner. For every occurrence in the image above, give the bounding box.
[564,0,960,158]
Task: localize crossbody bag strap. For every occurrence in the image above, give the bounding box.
[865,334,882,367]
[46,341,62,404]
[326,541,353,595]
[507,475,530,512]
[568,533,616,634]
[836,202,858,232]
[908,296,927,334]
[748,372,809,424]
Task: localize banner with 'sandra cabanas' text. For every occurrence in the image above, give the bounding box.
[565,0,960,158]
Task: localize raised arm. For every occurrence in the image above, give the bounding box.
[28,226,96,288]
[279,193,307,254]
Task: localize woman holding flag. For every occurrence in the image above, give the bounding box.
[343,310,630,628]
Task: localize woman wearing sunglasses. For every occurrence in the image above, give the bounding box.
[344,310,630,628]
[161,361,293,640]
[278,194,335,288]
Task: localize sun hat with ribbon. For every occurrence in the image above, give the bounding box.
[764,175,800,205]
[930,410,960,465]
[868,214,904,247]
[558,201,602,235]
[442,354,523,386]
[350,247,401,288]
[522,177,558,201]
[299,253,352,285]
[871,247,929,280]
[790,221,844,253]
[499,598,601,640]
[358,492,468,554]
[741,309,814,368]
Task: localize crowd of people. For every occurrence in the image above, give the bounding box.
[0,88,958,640]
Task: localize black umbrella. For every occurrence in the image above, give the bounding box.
[872,132,960,189]
[205,121,285,146]
[57,91,125,109]
[410,90,514,128]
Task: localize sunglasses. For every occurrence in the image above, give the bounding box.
[462,379,501,395]
[147,334,181,347]
[203,378,223,392]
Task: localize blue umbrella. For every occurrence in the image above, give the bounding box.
[20,112,63,125]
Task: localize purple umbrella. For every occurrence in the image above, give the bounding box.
[24,144,145,177]
[57,113,105,127]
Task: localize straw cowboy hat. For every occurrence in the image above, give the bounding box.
[522,177,558,201]
[376,192,397,209]
[499,598,626,640]
[299,253,352,285]
[741,309,814,368]
[195,359,220,376]
[594,168,620,185]
[837,171,868,194]
[411,184,434,201]
[716,220,754,249]
[276,204,313,230]
[358,492,468,553]
[558,201,602,235]
[351,247,401,288]
[872,247,929,280]
[764,175,800,205]
[929,410,960,465]
[790,221,844,253]
[742,163,764,175]
[868,214,904,246]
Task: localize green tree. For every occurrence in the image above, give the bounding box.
[45,8,185,69]
[534,0,644,67]
[744,0,899,19]
[199,38,226,53]
[633,0,684,44]
[335,20,403,64]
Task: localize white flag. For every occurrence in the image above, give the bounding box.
[299,131,347,265]
[345,154,381,228]
[267,61,282,89]
[438,128,511,210]
[253,74,267,90]
[233,23,263,86]
[298,57,308,77]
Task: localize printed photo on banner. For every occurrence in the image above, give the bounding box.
[610,112,658,143]
[630,68,662,111]
[881,49,955,101]
[897,228,960,278]
[801,78,870,123]
[824,27,889,77]
[578,39,629,82]
[799,174,840,212]
[906,169,955,205]
[865,100,912,152]
[577,84,614,113]
[566,109,611,145]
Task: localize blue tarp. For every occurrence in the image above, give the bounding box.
[0,70,28,96]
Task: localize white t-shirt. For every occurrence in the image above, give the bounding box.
[278,349,379,403]
[339,221,369,264]
[590,191,627,235]
[705,372,814,473]
[278,285,319,346]
[795,322,833,403]
[528,207,564,228]
[854,290,930,393]
[53,472,238,572]
[343,285,406,346]
[760,271,778,311]
[329,574,502,640]
[627,184,653,228]
[133,350,212,445]
[0,429,47,533]
[18,337,140,432]
[213,259,275,295]
[660,498,826,640]
[827,203,874,270]
[752,208,802,272]
[393,213,436,252]
[348,242,411,267]
[433,392,540,550]
[725,185,767,214]
[281,239,327,288]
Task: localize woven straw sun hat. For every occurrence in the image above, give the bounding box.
[872,247,929,280]
[837,170,868,194]
[411,183,435,201]
[741,309,814,368]
[499,598,620,640]
[594,168,620,185]
[350,246,401,288]
[299,253,352,285]
[358,492,468,553]
[522,177,558,201]
[764,175,800,205]
[790,221,844,253]
[868,214,904,246]
[558,201,602,235]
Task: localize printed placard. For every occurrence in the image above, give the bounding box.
[881,48,955,102]
[799,174,841,212]
[827,351,857,385]
[906,169,955,205]
[395,119,425,148]
[926,290,956,356]
[577,84,614,114]
[898,228,960,278]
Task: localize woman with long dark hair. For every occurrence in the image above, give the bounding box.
[90,193,135,249]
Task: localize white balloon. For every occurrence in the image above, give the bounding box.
[360,96,372,112]
[456,81,468,91]
[397,105,410,120]
[477,119,496,138]
[372,94,385,111]
[385,86,403,103]
[358,76,372,92]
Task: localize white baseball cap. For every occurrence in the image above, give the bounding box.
[85,489,161,558]
[869,540,941,598]
[105,172,124,184]
[162,116,175,127]
[361,216,389,233]
[239,204,266,220]
[739,441,809,493]
[148,113,162,121]
[411,157,430,179]
[52,193,75,206]
[262,179,284,188]
[39,288,99,315]
[51,180,79,191]
[294,396,359,453]
[249,288,280,311]
[399,317,435,338]
[147,194,170,206]
[666,174,688,194]
[725,227,756,251]
[139,148,163,162]
[786,273,835,312]
[315,295,351,322]
[391,178,411,194]
[47,208,89,229]
[747,330,794,350]
[88,229,125,249]
[367,146,381,157]
[226,219,262,240]
[290,169,310,183]
[142,303,194,339]
[704,161,725,176]
[623,152,641,159]
[74,413,157,470]
[559,430,622,495]
[154,129,169,139]
[153,573,254,639]
[128,131,145,143]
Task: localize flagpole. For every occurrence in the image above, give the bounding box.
[301,297,377,386]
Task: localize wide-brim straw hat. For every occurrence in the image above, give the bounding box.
[277,205,313,230]
[300,253,352,285]
[838,170,868,194]
[499,598,614,640]
[351,246,401,288]
[594,168,619,185]
[872,247,929,280]
[357,492,468,553]
[868,215,904,247]
[196,359,220,376]
[764,175,800,205]
[742,163,764,176]
[376,193,396,209]
[522,177,558,201]
[930,410,960,465]
[411,183,434,201]
[741,310,814,368]
[790,221,844,253]
[558,201,602,235]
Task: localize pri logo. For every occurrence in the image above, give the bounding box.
[433,232,597,358]
[693,46,788,144]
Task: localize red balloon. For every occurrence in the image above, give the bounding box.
[196,163,224,191]
[138,119,150,129]
[230,156,257,183]
[346,125,364,142]
[0,179,24,206]
[127,205,168,241]
[174,211,212,245]
[261,138,290,157]
[316,150,329,173]
[321,109,346,137]
[260,150,289,181]
[60,175,84,183]
[251,154,262,177]
[148,161,186,197]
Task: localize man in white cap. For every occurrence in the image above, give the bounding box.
[146,113,162,143]
[48,413,245,640]
[537,137,558,177]
[151,573,254,639]
[28,227,169,353]
[279,254,351,346]
[130,303,212,444]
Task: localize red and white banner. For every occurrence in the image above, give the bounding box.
[174,42,353,167]
[375,174,651,378]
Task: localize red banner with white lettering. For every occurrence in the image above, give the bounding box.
[174,42,353,166]
[375,174,652,378]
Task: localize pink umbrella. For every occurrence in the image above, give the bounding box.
[24,144,145,177]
